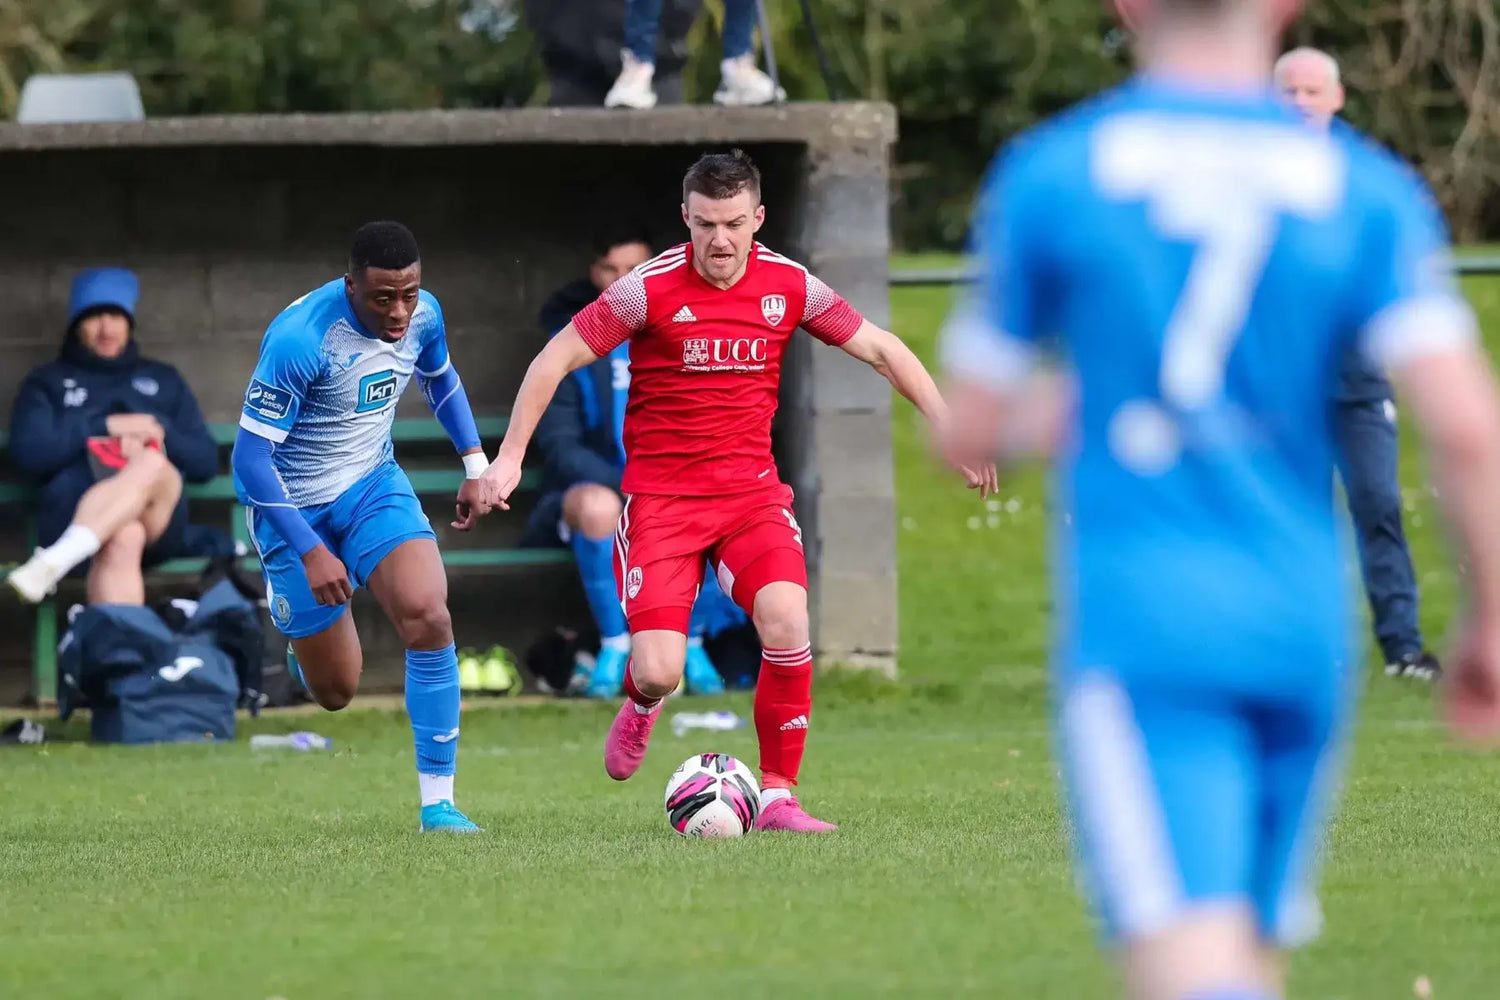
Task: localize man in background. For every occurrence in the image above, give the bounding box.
[526,225,740,698]
[7,268,221,606]
[1276,45,1441,680]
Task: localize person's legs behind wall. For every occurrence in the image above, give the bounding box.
[606,0,665,109]
[713,0,785,106]
[8,446,182,604]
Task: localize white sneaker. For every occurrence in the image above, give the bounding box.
[604,49,658,109]
[713,55,785,107]
[6,550,61,605]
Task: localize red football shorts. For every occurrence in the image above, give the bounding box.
[614,484,807,634]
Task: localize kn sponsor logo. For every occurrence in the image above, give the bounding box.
[680,336,770,373]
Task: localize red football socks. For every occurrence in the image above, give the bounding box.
[755,644,814,787]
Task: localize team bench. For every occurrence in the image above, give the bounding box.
[0,416,571,705]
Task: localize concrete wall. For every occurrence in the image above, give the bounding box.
[0,105,899,699]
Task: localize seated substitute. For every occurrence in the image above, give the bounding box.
[7,268,220,606]
[525,226,741,698]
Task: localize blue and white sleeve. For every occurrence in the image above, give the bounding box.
[414,293,484,469]
[938,150,1051,389]
[239,327,320,443]
[1356,163,1478,371]
[233,328,324,556]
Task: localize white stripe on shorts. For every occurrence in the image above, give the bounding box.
[1060,673,1184,939]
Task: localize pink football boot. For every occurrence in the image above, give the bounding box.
[755,795,838,833]
[604,700,660,780]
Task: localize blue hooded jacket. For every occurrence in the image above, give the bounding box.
[7,268,219,546]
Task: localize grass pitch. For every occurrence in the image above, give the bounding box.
[3,273,1500,999]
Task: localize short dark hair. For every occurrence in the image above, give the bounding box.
[682,149,761,205]
[349,221,420,272]
[590,221,653,260]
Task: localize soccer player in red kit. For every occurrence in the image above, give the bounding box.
[478,150,992,832]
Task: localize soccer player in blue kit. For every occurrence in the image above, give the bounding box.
[937,0,1500,997]
[232,222,489,833]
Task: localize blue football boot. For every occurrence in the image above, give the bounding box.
[683,639,726,696]
[585,642,630,699]
[420,800,483,834]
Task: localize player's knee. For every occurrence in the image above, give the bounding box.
[310,675,358,712]
[99,520,148,562]
[751,584,810,651]
[630,631,687,696]
[565,483,622,540]
[394,601,453,650]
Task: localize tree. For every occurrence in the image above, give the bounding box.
[2,0,1494,246]
[1293,0,1500,242]
[0,0,542,117]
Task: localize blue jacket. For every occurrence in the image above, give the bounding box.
[8,306,218,547]
[534,279,628,493]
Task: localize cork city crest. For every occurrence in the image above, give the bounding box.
[760,294,787,326]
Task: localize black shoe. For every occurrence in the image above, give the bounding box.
[1385,650,1442,681]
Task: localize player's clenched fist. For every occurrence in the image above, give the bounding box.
[301,544,353,606]
[477,451,523,511]
[453,478,488,530]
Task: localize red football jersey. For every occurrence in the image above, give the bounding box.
[572,242,864,496]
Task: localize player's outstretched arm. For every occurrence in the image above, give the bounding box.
[1392,346,1500,743]
[417,362,488,530]
[838,320,998,496]
[477,323,600,511]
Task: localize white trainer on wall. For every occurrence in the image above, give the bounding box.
[17,72,145,124]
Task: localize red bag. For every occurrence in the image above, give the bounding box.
[87,436,162,480]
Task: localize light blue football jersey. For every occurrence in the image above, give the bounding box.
[942,77,1475,691]
[236,279,450,507]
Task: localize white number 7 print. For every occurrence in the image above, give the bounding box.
[1095,118,1338,411]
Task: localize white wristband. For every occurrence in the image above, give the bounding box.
[462,452,489,479]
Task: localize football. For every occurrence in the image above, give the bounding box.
[664,752,761,838]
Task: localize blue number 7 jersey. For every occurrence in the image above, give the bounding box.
[943,77,1475,692]
[940,77,1478,950]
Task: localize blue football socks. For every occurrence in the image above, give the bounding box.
[406,645,460,788]
[572,532,628,641]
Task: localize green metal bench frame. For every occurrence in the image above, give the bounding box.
[0,415,571,705]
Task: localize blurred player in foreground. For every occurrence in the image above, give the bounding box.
[479,150,995,832]
[232,222,489,834]
[937,0,1500,997]
[1276,46,1441,681]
